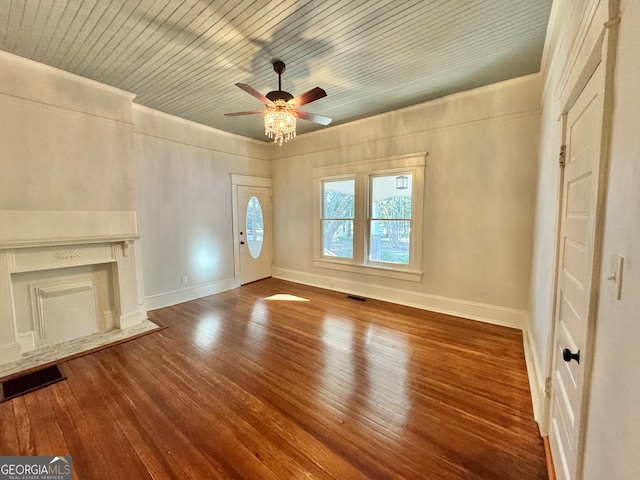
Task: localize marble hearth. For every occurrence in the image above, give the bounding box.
[0,210,147,365]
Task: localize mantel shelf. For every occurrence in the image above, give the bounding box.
[0,235,140,250]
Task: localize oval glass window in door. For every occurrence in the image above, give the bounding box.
[246,195,264,259]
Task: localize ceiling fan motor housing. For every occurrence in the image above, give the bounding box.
[266,90,294,102]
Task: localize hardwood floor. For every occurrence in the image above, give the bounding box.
[0,278,547,479]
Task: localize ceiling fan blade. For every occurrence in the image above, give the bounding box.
[235,83,272,105]
[291,87,327,108]
[294,110,332,126]
[224,110,266,116]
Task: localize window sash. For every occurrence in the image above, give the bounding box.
[368,218,411,265]
[322,179,355,219]
[369,173,413,221]
[322,219,354,259]
[321,178,355,259]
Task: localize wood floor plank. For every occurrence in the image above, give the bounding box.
[195,295,538,475]
[113,346,313,480]
[92,351,231,480]
[62,359,155,480]
[80,353,204,480]
[0,398,20,454]
[11,396,36,456]
[0,278,547,479]
[50,378,136,480]
[23,387,70,456]
[124,330,378,480]
[18,387,82,480]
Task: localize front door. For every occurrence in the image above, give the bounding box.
[237,185,272,285]
[548,64,605,480]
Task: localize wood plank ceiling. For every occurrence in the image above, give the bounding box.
[0,0,552,142]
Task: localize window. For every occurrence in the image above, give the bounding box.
[312,153,425,281]
[369,174,412,265]
[246,195,264,259]
[322,179,355,258]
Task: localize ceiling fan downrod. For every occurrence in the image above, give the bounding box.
[273,60,285,92]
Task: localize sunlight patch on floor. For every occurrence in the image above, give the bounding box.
[264,294,310,301]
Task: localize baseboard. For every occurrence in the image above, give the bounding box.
[523,326,544,428]
[117,310,147,330]
[144,278,237,311]
[272,267,527,329]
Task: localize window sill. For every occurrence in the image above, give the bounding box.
[312,259,423,282]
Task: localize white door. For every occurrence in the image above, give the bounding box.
[237,185,272,285]
[549,64,605,480]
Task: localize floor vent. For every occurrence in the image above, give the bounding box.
[1,365,66,402]
[346,295,367,302]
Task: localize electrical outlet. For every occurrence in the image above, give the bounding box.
[608,254,623,300]
[181,275,188,285]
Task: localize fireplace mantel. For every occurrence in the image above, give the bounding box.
[0,210,147,365]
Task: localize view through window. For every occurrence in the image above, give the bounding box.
[322,179,355,258]
[369,174,412,265]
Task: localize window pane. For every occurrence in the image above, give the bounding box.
[323,180,355,218]
[245,195,264,259]
[371,174,412,219]
[369,220,410,264]
[370,174,412,265]
[323,220,353,258]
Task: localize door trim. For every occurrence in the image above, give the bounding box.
[537,112,567,437]
[231,175,273,287]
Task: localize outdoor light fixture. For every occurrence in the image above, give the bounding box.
[396,175,409,189]
[264,100,296,146]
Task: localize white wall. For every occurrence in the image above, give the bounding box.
[271,75,542,327]
[0,51,135,212]
[582,0,640,478]
[133,107,271,309]
[530,0,640,477]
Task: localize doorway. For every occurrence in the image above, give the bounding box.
[231,175,273,285]
[548,62,606,480]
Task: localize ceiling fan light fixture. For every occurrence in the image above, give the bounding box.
[264,100,296,146]
[226,60,329,143]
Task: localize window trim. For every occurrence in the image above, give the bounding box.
[312,153,426,282]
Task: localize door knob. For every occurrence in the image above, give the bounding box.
[562,348,580,364]
[240,241,245,245]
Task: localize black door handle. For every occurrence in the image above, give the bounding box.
[562,348,580,364]
[240,241,245,245]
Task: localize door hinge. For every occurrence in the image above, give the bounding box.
[559,145,567,167]
[545,377,552,397]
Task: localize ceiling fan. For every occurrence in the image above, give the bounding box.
[224,60,331,145]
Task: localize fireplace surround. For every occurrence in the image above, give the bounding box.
[0,210,147,365]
